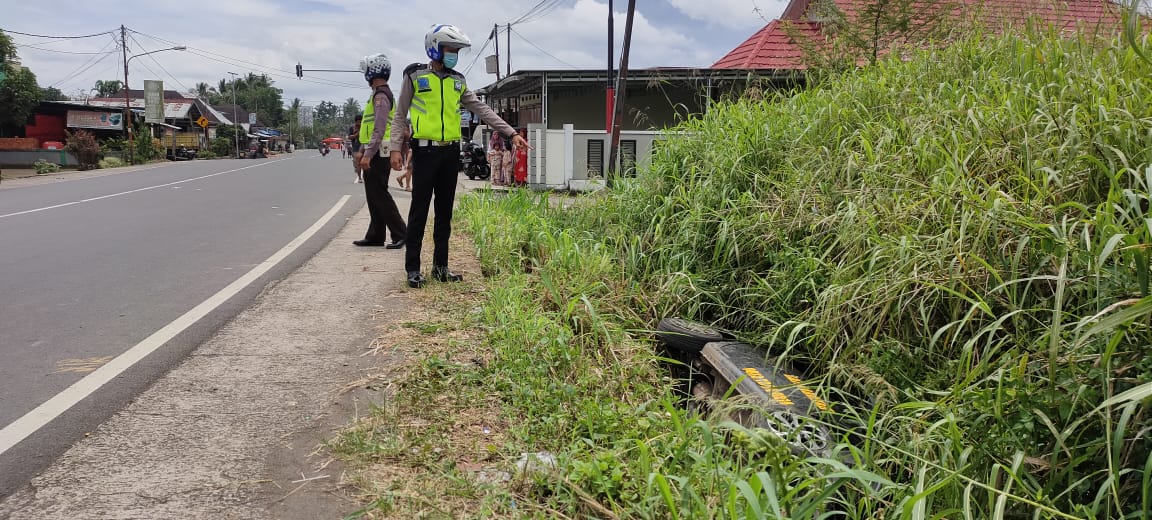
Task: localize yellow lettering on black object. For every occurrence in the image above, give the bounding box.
[784,374,829,411]
[743,368,794,406]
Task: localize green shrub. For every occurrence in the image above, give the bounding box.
[195,150,216,160]
[209,137,233,158]
[453,29,1152,519]
[100,137,126,153]
[97,157,124,169]
[64,130,101,170]
[33,159,61,175]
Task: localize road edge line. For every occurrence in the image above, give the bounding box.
[0,194,352,457]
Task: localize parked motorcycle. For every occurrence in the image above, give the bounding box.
[460,140,491,180]
[167,145,197,161]
[656,317,854,461]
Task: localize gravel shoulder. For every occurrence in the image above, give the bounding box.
[0,193,429,519]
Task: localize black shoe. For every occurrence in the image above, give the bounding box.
[407,271,427,288]
[353,239,386,247]
[431,266,463,283]
[385,239,405,249]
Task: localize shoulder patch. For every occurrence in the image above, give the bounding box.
[403,63,427,77]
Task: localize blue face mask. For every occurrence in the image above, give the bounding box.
[442,52,459,69]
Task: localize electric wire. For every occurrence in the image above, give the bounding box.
[14,44,116,55]
[127,32,190,92]
[515,0,565,25]
[1,29,115,39]
[462,37,494,75]
[511,27,577,68]
[509,0,558,25]
[131,30,360,90]
[128,28,361,89]
[48,34,120,88]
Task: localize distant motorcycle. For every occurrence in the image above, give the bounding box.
[320,145,330,157]
[460,140,490,180]
[167,146,197,161]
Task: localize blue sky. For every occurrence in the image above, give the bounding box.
[3,0,790,111]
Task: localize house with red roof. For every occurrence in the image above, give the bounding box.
[713,0,1130,70]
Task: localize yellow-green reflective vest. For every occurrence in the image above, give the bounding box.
[407,64,464,142]
[359,90,393,146]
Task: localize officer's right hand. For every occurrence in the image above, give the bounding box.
[390,150,403,171]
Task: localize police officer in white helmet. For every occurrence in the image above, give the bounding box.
[390,24,529,288]
[353,53,407,249]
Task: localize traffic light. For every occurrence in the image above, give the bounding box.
[295,63,303,78]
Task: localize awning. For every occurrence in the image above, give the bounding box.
[150,122,181,129]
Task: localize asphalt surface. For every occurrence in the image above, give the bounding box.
[0,151,397,498]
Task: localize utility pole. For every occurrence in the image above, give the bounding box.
[228,72,239,158]
[506,23,511,77]
[606,0,635,187]
[607,0,614,134]
[121,25,133,164]
[492,24,501,81]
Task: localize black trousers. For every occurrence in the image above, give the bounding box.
[405,143,460,273]
[363,153,406,243]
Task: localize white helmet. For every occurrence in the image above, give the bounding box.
[359,53,391,83]
[424,24,471,61]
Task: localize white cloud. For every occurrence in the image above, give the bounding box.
[664,0,787,30]
[8,0,752,113]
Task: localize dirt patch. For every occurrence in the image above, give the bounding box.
[325,231,524,519]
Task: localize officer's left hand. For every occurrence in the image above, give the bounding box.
[511,134,532,151]
[359,155,372,170]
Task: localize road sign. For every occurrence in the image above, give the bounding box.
[196,116,209,128]
[144,80,164,123]
[249,113,256,125]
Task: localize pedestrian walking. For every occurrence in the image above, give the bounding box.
[390,24,529,288]
[349,115,364,183]
[354,53,407,249]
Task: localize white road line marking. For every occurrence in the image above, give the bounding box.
[0,159,289,220]
[0,195,352,457]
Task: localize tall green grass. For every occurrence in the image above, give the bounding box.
[458,28,1152,519]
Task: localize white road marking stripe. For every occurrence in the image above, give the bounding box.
[0,159,289,220]
[0,195,352,457]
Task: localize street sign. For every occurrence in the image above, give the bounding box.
[144,80,164,123]
[196,116,209,128]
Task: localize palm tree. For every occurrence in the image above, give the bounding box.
[94,80,122,98]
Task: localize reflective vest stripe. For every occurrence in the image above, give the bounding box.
[410,71,463,142]
[359,92,392,146]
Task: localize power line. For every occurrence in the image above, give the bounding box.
[127,32,190,92]
[48,34,119,88]
[516,0,565,25]
[1,28,115,39]
[511,28,577,68]
[14,44,117,55]
[130,28,362,90]
[509,0,556,25]
[462,37,494,76]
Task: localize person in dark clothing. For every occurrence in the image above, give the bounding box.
[349,115,364,183]
[353,52,406,250]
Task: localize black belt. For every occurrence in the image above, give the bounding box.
[412,139,459,147]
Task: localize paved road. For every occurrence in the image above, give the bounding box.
[0,152,400,497]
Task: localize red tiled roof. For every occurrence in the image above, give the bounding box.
[712,20,824,69]
[712,0,1130,70]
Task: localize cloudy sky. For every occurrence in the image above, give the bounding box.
[3,0,788,112]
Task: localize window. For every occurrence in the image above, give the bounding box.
[620,139,637,177]
[587,139,604,178]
